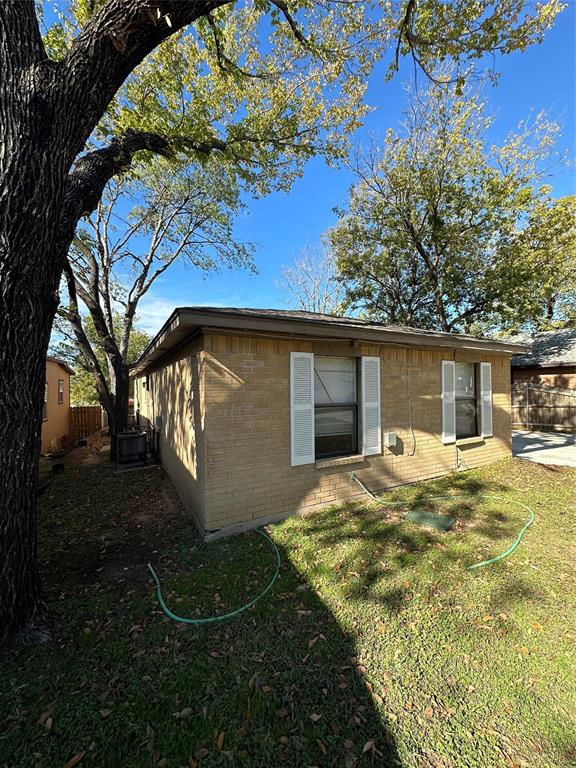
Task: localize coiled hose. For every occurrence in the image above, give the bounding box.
[350,474,535,570]
[147,528,281,625]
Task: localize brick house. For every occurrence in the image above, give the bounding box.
[508,329,576,390]
[132,308,525,539]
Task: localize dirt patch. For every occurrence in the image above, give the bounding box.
[38,441,192,594]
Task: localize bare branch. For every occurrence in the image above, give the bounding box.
[269,0,309,47]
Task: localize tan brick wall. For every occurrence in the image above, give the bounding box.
[135,337,206,529]
[201,334,512,533]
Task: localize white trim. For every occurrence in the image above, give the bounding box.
[290,352,315,466]
[441,360,456,444]
[480,362,493,437]
[361,356,382,456]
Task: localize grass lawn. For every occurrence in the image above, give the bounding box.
[1,443,575,768]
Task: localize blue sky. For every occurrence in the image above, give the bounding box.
[137,4,576,335]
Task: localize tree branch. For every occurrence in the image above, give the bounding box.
[269,0,308,47]
[61,0,229,151]
[62,259,115,416]
[0,0,46,72]
[61,129,231,241]
[205,13,266,79]
[61,129,175,242]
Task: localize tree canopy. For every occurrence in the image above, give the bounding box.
[40,0,565,206]
[330,79,564,333]
[502,195,576,332]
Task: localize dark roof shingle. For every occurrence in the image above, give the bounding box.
[509,329,576,367]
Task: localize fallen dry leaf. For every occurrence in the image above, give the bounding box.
[310,712,322,722]
[37,703,55,728]
[175,707,193,719]
[63,752,86,768]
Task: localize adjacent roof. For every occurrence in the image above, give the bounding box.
[46,355,75,376]
[508,329,576,368]
[131,306,528,375]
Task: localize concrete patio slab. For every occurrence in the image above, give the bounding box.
[512,430,576,467]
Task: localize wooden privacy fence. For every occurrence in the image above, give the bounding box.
[69,406,103,441]
[511,382,576,433]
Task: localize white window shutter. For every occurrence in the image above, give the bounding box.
[480,362,493,437]
[362,356,381,456]
[441,361,456,444]
[290,352,315,466]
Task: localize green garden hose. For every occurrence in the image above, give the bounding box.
[350,474,535,571]
[147,528,281,625]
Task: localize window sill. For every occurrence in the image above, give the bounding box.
[456,435,485,446]
[315,454,365,469]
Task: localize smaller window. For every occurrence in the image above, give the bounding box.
[58,378,64,404]
[43,383,48,421]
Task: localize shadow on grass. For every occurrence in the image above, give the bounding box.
[286,468,531,610]
[1,460,402,768]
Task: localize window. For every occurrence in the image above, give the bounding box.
[314,356,358,459]
[58,378,64,404]
[43,383,48,421]
[455,363,478,438]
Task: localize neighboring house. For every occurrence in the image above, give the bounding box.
[132,307,525,539]
[508,329,576,390]
[42,356,74,453]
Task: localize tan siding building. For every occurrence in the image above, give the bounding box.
[41,357,73,453]
[133,308,525,539]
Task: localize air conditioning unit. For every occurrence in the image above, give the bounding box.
[116,431,147,467]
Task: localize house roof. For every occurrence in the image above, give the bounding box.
[508,328,576,368]
[131,306,528,376]
[46,356,75,376]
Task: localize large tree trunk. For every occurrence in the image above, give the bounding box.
[0,0,225,646]
[0,277,62,645]
[111,363,131,435]
[0,7,69,644]
[108,360,131,461]
[0,126,69,644]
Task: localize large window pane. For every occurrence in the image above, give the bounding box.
[456,400,476,438]
[455,363,477,437]
[455,363,475,397]
[315,406,357,458]
[314,357,356,405]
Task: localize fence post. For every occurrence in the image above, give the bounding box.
[526,382,530,430]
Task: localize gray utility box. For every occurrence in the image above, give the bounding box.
[116,431,147,467]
